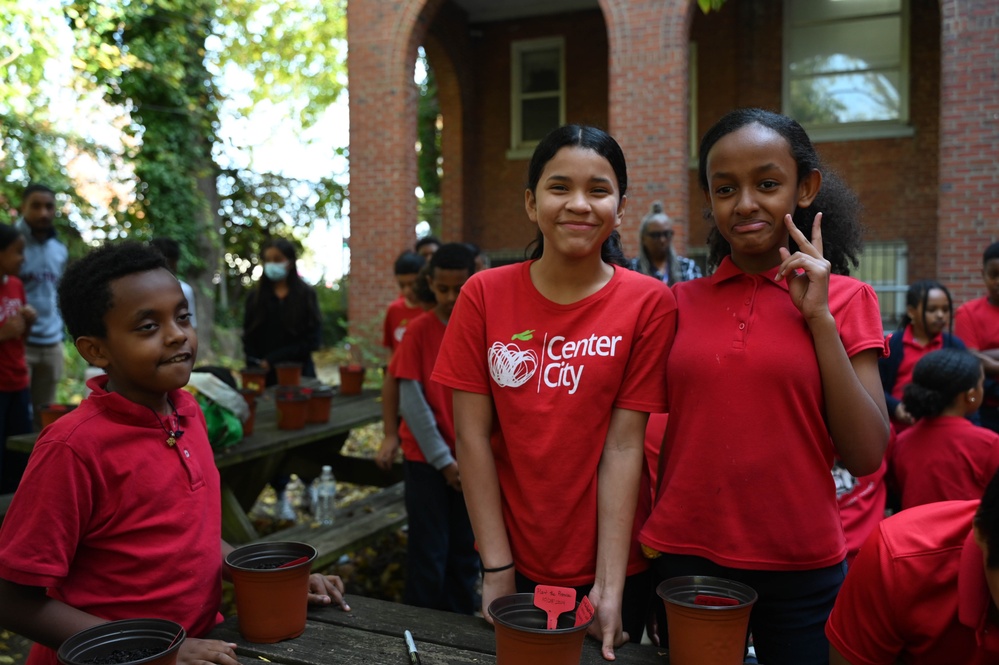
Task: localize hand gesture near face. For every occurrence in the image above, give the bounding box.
[775,212,833,323]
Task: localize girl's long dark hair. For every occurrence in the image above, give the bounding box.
[525,124,629,268]
[245,237,320,338]
[698,108,864,276]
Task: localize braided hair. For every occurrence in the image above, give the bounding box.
[898,279,955,341]
[901,348,982,420]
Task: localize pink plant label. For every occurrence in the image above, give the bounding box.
[534,585,576,630]
[574,595,594,627]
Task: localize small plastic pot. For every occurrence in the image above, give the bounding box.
[275,388,309,430]
[274,362,302,387]
[225,541,317,643]
[238,389,258,437]
[488,593,592,665]
[240,367,267,396]
[57,618,185,665]
[306,385,335,424]
[338,365,365,396]
[41,403,77,428]
[657,575,757,665]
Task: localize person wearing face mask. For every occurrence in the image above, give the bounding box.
[242,237,322,388]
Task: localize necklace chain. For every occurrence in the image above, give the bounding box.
[146,397,181,446]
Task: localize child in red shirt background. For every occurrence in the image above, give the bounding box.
[955,242,999,434]
[880,279,968,431]
[890,348,999,509]
[0,241,347,665]
[377,250,429,472]
[390,243,478,613]
[0,223,36,493]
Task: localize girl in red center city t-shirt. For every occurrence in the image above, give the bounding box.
[432,125,677,661]
[638,108,890,665]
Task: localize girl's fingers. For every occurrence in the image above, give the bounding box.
[782,212,824,257]
[810,212,824,256]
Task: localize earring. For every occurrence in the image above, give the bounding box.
[970,397,976,403]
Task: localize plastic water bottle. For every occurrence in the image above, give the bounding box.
[313,465,336,526]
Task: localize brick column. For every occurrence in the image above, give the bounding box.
[602,0,693,256]
[937,0,999,304]
[346,0,444,334]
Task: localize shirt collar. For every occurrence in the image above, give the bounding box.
[85,374,198,426]
[707,256,789,292]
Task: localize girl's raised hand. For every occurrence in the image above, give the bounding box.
[775,212,832,322]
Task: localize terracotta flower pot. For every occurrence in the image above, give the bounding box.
[40,403,77,429]
[488,593,593,665]
[275,388,309,431]
[338,365,365,396]
[656,576,757,665]
[225,542,317,643]
[274,362,302,387]
[57,618,185,665]
[239,389,258,437]
[240,367,268,396]
[306,385,335,424]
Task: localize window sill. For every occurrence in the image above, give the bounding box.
[803,123,915,143]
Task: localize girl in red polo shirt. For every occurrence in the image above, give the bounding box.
[433,125,677,661]
[639,108,890,665]
[880,279,968,431]
[891,348,999,509]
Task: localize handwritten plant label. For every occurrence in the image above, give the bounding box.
[534,585,577,630]
[574,595,594,627]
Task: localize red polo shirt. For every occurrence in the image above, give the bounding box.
[891,416,999,509]
[955,297,999,353]
[892,325,945,402]
[383,296,426,352]
[827,500,999,664]
[0,376,223,665]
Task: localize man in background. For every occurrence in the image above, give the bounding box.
[16,184,67,428]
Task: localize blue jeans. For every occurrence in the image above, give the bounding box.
[1,388,33,493]
[651,554,847,665]
[403,460,480,614]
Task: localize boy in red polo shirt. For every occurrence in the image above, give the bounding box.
[0,242,347,665]
[827,470,999,664]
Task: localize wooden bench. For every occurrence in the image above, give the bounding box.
[255,481,407,571]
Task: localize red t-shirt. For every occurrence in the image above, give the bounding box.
[890,416,999,510]
[640,257,887,570]
[954,296,999,352]
[826,500,999,664]
[382,297,426,352]
[0,275,29,391]
[833,459,888,567]
[0,376,223,665]
[432,261,676,586]
[389,311,451,464]
[892,325,945,402]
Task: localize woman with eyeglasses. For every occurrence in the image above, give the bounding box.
[630,201,702,285]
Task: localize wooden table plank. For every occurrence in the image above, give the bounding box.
[211,595,668,664]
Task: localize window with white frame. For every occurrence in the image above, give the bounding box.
[853,241,908,331]
[509,38,565,157]
[784,0,910,141]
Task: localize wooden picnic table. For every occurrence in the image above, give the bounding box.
[4,386,397,544]
[209,593,669,664]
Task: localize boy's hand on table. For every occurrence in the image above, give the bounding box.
[442,462,461,492]
[178,638,239,665]
[375,435,400,471]
[308,573,350,611]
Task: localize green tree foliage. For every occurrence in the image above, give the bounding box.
[416,53,441,237]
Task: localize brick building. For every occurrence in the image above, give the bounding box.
[346,0,997,331]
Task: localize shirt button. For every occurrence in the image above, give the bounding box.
[739,323,746,330]
[184,449,191,458]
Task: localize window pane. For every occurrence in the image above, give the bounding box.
[521,97,560,142]
[789,0,900,23]
[789,70,901,123]
[789,17,900,74]
[521,48,560,94]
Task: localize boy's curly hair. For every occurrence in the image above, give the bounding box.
[59,241,168,339]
